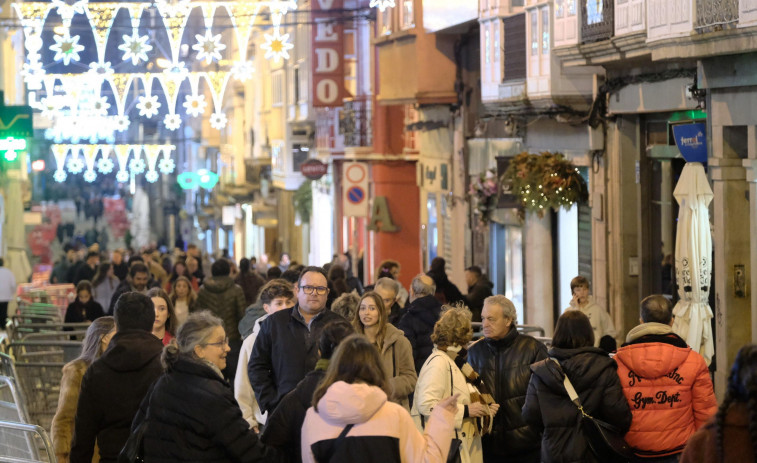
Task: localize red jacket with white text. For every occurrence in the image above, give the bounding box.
[614,323,717,458]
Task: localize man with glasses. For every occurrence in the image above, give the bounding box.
[248,266,344,416]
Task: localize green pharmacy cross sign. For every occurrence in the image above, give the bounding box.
[178,169,219,190]
[0,93,33,162]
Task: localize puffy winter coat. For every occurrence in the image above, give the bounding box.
[261,368,326,463]
[302,381,455,463]
[235,271,265,306]
[411,348,483,463]
[680,403,756,463]
[195,276,247,343]
[614,325,718,457]
[466,328,548,461]
[248,306,345,414]
[51,360,99,463]
[69,330,163,463]
[133,356,282,462]
[397,295,442,373]
[379,324,417,408]
[522,347,632,463]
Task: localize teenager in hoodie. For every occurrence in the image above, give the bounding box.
[522,311,632,463]
[195,259,246,381]
[301,334,459,463]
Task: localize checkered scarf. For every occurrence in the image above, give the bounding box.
[442,346,496,436]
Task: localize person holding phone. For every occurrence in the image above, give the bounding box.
[566,276,617,351]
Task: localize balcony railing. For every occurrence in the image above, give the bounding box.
[696,0,738,31]
[340,99,373,148]
[581,0,614,43]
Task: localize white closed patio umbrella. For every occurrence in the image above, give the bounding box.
[671,162,714,365]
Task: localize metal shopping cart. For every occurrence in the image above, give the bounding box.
[16,285,75,309]
[7,341,81,433]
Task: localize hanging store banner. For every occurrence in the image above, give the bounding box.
[342,161,369,217]
[311,0,346,107]
[673,122,708,163]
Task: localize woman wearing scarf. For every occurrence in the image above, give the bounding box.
[412,304,500,463]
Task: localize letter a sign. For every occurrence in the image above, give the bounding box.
[311,0,346,106]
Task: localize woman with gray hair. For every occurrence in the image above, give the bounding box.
[51,316,116,463]
[128,311,282,462]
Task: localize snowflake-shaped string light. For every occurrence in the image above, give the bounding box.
[115,116,130,132]
[145,171,159,183]
[163,114,181,131]
[261,30,294,60]
[163,61,189,79]
[231,61,255,81]
[67,157,85,174]
[369,0,396,11]
[129,158,146,174]
[159,157,175,174]
[54,170,68,183]
[51,0,88,17]
[209,112,228,130]
[50,33,85,65]
[88,61,114,79]
[136,95,161,118]
[92,97,111,116]
[83,170,97,183]
[119,32,153,65]
[183,94,207,117]
[192,30,226,64]
[40,98,59,120]
[97,157,115,174]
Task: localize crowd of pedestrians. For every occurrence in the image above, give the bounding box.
[44,243,756,462]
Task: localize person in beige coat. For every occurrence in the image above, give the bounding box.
[352,291,417,409]
[412,306,500,463]
[51,316,116,463]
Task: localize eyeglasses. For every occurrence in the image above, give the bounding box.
[299,285,329,295]
[204,337,229,348]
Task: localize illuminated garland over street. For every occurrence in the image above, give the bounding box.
[51,143,176,184]
[14,0,298,142]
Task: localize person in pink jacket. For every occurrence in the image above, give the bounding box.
[301,334,459,463]
[614,295,717,462]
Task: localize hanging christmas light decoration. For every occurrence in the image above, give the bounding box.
[97,156,114,174]
[369,0,396,11]
[193,30,226,65]
[49,32,85,65]
[52,144,176,183]
[118,32,153,66]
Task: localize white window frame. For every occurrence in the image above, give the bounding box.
[400,0,415,30]
[272,70,283,107]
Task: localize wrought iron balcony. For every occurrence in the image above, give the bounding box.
[340,99,373,148]
[695,0,738,32]
[581,0,614,43]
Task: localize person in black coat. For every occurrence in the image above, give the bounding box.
[131,311,281,462]
[248,267,346,415]
[261,319,355,463]
[426,257,464,305]
[74,251,100,286]
[65,281,105,323]
[70,293,163,463]
[467,295,547,463]
[397,274,442,373]
[464,266,494,322]
[522,310,632,463]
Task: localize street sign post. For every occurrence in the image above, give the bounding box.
[342,161,368,217]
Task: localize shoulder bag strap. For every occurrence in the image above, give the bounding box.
[325,423,354,462]
[392,343,396,377]
[549,358,589,417]
[448,361,460,440]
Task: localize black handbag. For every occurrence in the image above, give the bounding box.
[550,359,635,463]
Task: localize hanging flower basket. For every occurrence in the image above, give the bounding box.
[468,168,499,226]
[502,151,589,218]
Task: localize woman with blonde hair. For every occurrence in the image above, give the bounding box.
[301,334,459,462]
[412,305,500,463]
[51,316,116,463]
[168,275,196,326]
[352,291,417,409]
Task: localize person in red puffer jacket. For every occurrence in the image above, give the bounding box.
[614,295,717,463]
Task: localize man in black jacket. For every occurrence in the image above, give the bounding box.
[467,295,548,463]
[70,292,163,463]
[248,266,345,415]
[464,265,493,322]
[108,263,152,313]
[397,274,442,373]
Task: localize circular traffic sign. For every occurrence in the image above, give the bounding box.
[345,163,366,184]
[347,186,365,204]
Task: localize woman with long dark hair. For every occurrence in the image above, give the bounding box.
[522,310,632,463]
[51,317,116,463]
[681,344,757,463]
[146,287,177,345]
[301,334,459,463]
